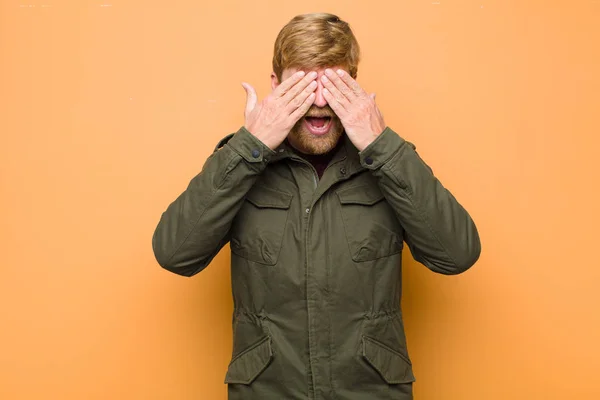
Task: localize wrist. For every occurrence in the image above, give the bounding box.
[355,131,381,152]
[249,128,279,151]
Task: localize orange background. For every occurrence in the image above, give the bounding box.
[1,1,599,399]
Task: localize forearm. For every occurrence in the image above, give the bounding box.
[360,127,481,274]
[152,127,274,276]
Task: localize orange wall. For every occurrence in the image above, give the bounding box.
[1,1,599,399]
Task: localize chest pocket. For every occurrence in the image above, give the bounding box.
[230,185,292,265]
[336,183,404,262]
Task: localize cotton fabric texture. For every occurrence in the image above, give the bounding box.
[152,126,481,399]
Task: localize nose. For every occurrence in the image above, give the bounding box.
[313,79,328,108]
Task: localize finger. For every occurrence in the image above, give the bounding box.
[273,70,307,98]
[289,92,316,122]
[322,87,347,116]
[370,93,376,101]
[241,82,257,118]
[324,68,355,100]
[282,71,318,105]
[285,79,318,113]
[335,69,364,97]
[321,74,350,109]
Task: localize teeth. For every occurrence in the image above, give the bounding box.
[304,116,332,134]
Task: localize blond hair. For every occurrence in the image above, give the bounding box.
[272,13,361,81]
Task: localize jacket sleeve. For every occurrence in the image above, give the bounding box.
[358,127,481,275]
[152,127,275,277]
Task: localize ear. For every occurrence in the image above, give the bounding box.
[271,72,280,91]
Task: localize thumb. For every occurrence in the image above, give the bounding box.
[241,82,257,118]
[370,93,376,101]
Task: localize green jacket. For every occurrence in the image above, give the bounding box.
[152,126,481,400]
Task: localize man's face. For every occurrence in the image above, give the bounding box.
[272,66,347,155]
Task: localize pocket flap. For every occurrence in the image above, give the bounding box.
[224,335,273,385]
[362,335,415,384]
[246,186,292,209]
[337,185,384,206]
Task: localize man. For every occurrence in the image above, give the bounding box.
[152,12,481,400]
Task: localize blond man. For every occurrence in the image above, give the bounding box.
[153,13,481,400]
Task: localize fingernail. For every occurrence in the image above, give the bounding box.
[336,69,344,76]
[309,71,318,78]
[321,75,329,83]
[325,69,333,76]
[297,71,306,77]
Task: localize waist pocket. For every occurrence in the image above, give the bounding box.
[225,335,273,385]
[361,335,415,384]
[230,185,292,265]
[336,183,403,262]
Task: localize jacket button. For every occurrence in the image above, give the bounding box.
[251,149,260,158]
[340,167,346,175]
[365,156,374,165]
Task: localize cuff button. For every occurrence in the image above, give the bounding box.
[251,149,260,158]
[365,156,374,165]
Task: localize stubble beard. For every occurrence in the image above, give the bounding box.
[287,108,344,156]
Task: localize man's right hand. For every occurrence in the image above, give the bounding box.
[241,71,318,150]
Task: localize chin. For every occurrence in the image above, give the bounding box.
[289,120,343,155]
[294,130,342,155]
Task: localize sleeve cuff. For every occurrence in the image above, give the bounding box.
[358,127,407,170]
[227,126,277,164]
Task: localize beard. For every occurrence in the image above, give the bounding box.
[286,105,344,155]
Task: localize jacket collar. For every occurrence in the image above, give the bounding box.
[272,133,364,178]
[338,133,365,177]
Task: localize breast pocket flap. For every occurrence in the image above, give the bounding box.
[246,186,292,209]
[336,184,384,206]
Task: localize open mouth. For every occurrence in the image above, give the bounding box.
[304,116,332,136]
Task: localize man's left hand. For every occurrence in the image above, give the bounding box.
[321,68,386,152]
